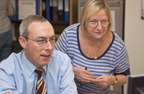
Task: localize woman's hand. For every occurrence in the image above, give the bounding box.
[90,75,115,88]
[73,67,95,83]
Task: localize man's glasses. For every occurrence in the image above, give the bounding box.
[24,36,55,46]
[88,20,109,27]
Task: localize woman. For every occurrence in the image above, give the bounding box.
[55,0,130,94]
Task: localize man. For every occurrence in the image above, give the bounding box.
[0,15,78,94]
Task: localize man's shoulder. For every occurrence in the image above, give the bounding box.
[51,50,71,64]
[53,50,69,57]
[0,52,22,70]
[49,50,72,73]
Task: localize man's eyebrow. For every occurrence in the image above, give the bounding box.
[51,35,56,38]
[37,35,55,39]
[37,36,46,39]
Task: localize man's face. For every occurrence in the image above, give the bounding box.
[22,21,55,67]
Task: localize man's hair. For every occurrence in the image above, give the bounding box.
[19,15,47,37]
[80,0,112,31]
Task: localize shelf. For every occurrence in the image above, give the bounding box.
[11,0,78,52]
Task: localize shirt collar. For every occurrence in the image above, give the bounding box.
[21,51,46,77]
[22,51,36,77]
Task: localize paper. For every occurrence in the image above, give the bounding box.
[18,0,36,20]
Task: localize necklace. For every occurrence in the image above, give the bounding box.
[94,57,97,60]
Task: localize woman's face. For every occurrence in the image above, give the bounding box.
[86,9,109,40]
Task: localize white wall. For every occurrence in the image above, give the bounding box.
[124,0,144,93]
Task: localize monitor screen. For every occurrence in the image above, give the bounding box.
[127,74,144,94]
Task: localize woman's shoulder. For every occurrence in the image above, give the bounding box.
[112,32,126,51]
[62,23,80,37]
[64,23,80,31]
[113,32,125,45]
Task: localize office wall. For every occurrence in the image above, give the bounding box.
[124,0,144,93]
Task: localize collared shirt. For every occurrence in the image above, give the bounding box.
[0,50,78,94]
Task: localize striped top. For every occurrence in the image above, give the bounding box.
[55,23,130,94]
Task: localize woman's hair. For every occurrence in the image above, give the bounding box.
[19,15,47,37]
[80,0,112,31]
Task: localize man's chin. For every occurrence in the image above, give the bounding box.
[37,60,49,67]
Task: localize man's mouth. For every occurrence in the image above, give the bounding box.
[41,54,49,57]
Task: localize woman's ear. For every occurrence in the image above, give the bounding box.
[18,36,26,49]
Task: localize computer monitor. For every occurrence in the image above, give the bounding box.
[127,74,144,94]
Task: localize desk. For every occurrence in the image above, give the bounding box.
[135,87,144,94]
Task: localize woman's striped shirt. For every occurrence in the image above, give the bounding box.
[55,23,130,94]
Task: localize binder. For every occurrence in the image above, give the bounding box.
[36,0,43,16]
[51,0,58,21]
[42,0,46,17]
[64,0,69,22]
[45,0,50,20]
[58,0,64,21]
[50,0,53,20]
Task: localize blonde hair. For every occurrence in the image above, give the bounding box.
[80,0,112,31]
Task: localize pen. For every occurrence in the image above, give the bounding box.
[80,67,87,87]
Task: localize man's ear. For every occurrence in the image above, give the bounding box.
[18,36,26,49]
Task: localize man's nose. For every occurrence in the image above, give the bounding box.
[44,41,53,50]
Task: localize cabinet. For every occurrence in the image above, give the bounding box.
[11,0,78,52]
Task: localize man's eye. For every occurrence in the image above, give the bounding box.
[50,38,55,41]
[36,40,45,43]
